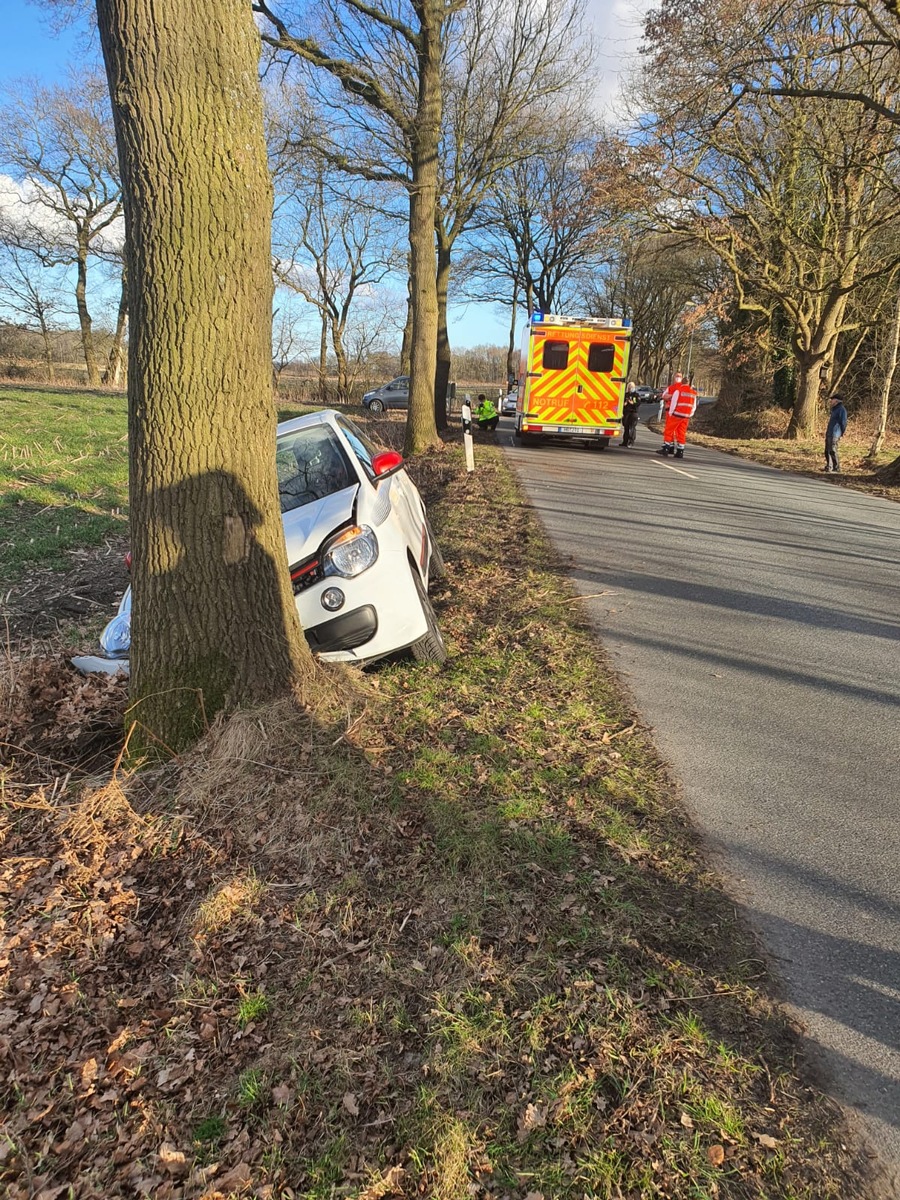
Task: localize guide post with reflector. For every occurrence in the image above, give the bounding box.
[461,395,475,473]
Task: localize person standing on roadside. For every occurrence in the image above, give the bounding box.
[657,373,698,459]
[621,381,640,447]
[824,393,848,473]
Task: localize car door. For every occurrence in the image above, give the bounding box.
[385,377,409,408]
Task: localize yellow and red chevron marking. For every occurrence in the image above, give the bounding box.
[528,332,626,424]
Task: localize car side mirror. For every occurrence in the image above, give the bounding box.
[372,450,404,477]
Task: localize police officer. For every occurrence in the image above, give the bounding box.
[621,381,640,447]
[475,393,499,432]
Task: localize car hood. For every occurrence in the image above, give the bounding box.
[281,484,358,563]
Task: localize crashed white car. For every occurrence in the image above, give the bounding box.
[89,410,446,671]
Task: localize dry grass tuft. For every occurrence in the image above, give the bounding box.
[193,870,267,934]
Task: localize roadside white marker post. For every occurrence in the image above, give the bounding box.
[461,395,475,473]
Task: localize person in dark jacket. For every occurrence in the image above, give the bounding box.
[825,393,848,473]
[621,381,640,447]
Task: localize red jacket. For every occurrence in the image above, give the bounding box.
[662,382,698,419]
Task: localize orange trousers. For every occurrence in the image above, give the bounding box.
[663,413,690,447]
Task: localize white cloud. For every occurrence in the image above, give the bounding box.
[585,0,651,117]
[0,172,124,254]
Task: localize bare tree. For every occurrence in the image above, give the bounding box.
[96,0,314,752]
[0,235,69,379]
[585,235,710,385]
[464,123,607,323]
[272,295,313,390]
[254,0,463,455]
[272,146,403,403]
[867,285,900,460]
[639,0,900,436]
[432,0,592,428]
[0,74,122,386]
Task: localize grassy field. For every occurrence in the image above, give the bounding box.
[0,387,130,581]
[0,413,876,1197]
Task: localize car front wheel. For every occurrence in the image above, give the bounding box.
[410,568,446,664]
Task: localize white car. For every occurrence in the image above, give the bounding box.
[501,390,518,415]
[92,410,446,670]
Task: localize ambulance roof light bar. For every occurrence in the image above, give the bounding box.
[531,311,631,329]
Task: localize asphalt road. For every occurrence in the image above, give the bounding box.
[501,410,900,1187]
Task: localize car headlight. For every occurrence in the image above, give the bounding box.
[323,525,378,578]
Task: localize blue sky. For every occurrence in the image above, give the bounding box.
[3,1,647,350]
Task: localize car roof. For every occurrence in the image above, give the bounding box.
[276,409,341,438]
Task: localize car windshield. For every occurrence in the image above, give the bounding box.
[276,424,355,514]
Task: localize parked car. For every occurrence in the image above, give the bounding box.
[634,385,656,402]
[362,376,409,412]
[501,390,518,415]
[88,411,446,672]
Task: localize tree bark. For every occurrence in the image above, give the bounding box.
[434,232,451,433]
[75,240,101,386]
[96,0,313,753]
[868,286,900,461]
[315,311,328,403]
[403,3,442,456]
[331,320,349,403]
[38,314,55,382]
[103,267,129,387]
[507,286,518,386]
[880,450,900,484]
[787,310,843,438]
[400,264,413,375]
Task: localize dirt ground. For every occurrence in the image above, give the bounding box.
[2,536,129,644]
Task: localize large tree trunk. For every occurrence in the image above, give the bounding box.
[400,263,413,376]
[38,314,55,382]
[434,233,451,434]
[403,3,441,457]
[507,287,518,386]
[103,267,128,387]
[318,311,329,404]
[96,0,313,753]
[787,356,822,438]
[75,241,101,386]
[787,302,845,438]
[868,287,900,462]
[331,320,349,403]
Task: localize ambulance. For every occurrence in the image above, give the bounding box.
[514,312,632,447]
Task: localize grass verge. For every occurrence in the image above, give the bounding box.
[686,405,900,502]
[0,387,130,579]
[0,444,876,1199]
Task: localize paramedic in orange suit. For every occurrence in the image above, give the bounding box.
[657,373,698,459]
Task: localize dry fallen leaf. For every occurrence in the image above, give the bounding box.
[215,1161,252,1191]
[707,1144,725,1167]
[755,1132,779,1149]
[357,1165,407,1199]
[680,1112,694,1129]
[517,1102,547,1141]
[158,1141,189,1177]
[271,1083,292,1106]
[343,1091,360,1116]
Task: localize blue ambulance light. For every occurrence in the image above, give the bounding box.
[622,318,632,328]
[531,311,544,323]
